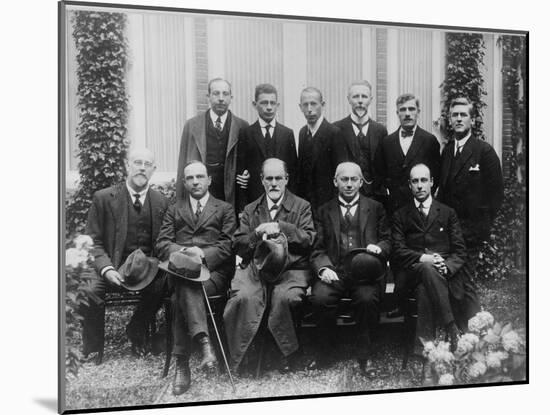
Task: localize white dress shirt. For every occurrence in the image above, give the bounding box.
[189,192,210,215]
[126,183,149,205]
[308,115,325,137]
[339,194,360,217]
[209,110,228,130]
[414,194,433,217]
[455,132,471,156]
[350,113,370,137]
[399,125,417,156]
[259,118,277,137]
[266,193,284,219]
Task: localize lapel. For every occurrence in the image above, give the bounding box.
[225,111,239,156]
[147,189,162,238]
[191,112,207,161]
[389,132,405,160]
[450,138,474,182]
[424,199,440,231]
[195,196,218,229]
[109,183,129,264]
[343,116,360,159]
[252,121,267,158]
[403,128,423,166]
[358,195,370,242]
[327,199,342,258]
[176,198,197,231]
[255,195,271,223]
[366,122,377,160]
[440,141,454,188]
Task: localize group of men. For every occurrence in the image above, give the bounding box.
[80,77,504,394]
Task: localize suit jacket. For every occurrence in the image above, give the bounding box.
[155,194,236,277]
[176,110,249,205]
[86,183,169,273]
[310,195,391,275]
[438,136,504,243]
[333,116,388,197]
[375,126,441,212]
[236,120,298,208]
[391,199,469,298]
[296,119,344,212]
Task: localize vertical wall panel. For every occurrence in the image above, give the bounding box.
[397,29,433,134]
[223,18,284,124]
[142,13,189,171]
[306,22,362,122]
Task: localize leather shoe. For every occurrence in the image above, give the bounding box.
[421,360,435,386]
[198,336,217,372]
[173,356,191,396]
[386,307,404,318]
[131,342,147,358]
[279,355,291,374]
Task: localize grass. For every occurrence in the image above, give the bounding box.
[64,272,526,411]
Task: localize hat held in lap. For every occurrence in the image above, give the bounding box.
[253,233,289,285]
[159,250,210,282]
[118,249,159,291]
[343,248,386,285]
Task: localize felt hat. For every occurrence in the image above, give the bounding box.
[342,248,386,285]
[159,250,210,282]
[117,249,159,291]
[253,233,289,285]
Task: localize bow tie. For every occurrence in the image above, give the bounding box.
[401,129,414,138]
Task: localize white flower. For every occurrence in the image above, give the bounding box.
[468,311,494,334]
[66,248,88,268]
[74,234,94,251]
[438,373,454,386]
[486,352,503,369]
[477,311,495,327]
[456,333,480,354]
[468,361,487,378]
[502,331,523,353]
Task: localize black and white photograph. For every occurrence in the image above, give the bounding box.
[57,0,529,413]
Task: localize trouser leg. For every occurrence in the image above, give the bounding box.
[80,272,107,354]
[350,282,381,359]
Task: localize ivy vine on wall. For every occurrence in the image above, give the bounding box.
[440,33,487,140]
[66,11,129,236]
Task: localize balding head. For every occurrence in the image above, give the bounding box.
[126,147,156,192]
[334,162,364,202]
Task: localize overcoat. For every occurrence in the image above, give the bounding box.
[176,110,249,205]
[223,191,315,369]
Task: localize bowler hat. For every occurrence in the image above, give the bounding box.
[343,248,386,285]
[159,250,210,282]
[118,249,159,291]
[253,233,289,284]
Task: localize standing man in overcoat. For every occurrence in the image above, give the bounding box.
[296,87,345,215]
[334,80,388,202]
[375,93,441,214]
[176,78,249,206]
[82,147,169,359]
[156,160,236,395]
[224,158,315,372]
[438,97,504,280]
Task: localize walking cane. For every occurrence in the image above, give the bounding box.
[201,283,236,393]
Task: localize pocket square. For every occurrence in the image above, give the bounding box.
[469,164,480,171]
[439,227,444,232]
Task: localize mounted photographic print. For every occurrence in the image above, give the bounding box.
[59,0,528,413]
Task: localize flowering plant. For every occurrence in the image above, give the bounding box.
[421,311,526,385]
[65,235,95,379]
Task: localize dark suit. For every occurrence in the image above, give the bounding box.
[333,116,388,200]
[375,126,441,213]
[223,191,315,369]
[236,121,298,209]
[82,183,169,354]
[309,195,391,358]
[391,199,479,340]
[156,195,236,356]
[177,110,249,206]
[296,118,346,214]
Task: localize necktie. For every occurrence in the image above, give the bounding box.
[339,200,358,224]
[215,116,222,132]
[418,202,427,219]
[265,124,274,156]
[270,203,278,219]
[195,200,202,220]
[133,194,142,213]
[455,143,463,158]
[400,129,414,138]
[352,120,368,138]
[265,124,272,140]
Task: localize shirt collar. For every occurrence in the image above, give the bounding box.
[259,118,277,129]
[209,109,228,126]
[455,132,472,149]
[308,115,324,136]
[266,191,285,210]
[338,194,360,206]
[126,182,149,203]
[189,192,210,211]
[414,195,432,209]
[350,113,370,125]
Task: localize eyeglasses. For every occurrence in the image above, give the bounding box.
[132,160,154,168]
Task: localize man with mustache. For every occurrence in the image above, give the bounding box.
[224,158,315,373]
[156,160,236,395]
[438,97,503,301]
[176,78,249,207]
[236,83,298,211]
[82,148,170,360]
[334,80,388,203]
